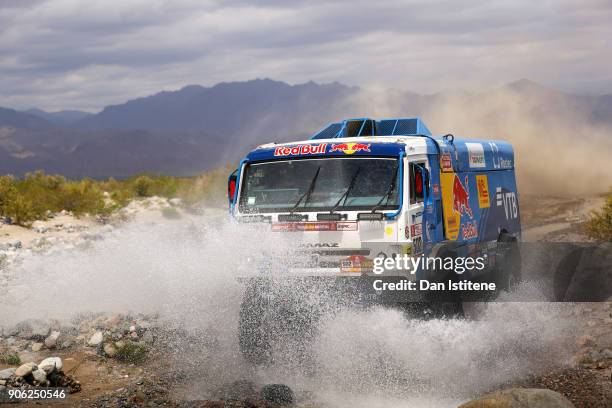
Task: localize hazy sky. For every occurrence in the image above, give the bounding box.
[0,0,610,111]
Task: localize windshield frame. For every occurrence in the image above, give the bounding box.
[238,156,402,214]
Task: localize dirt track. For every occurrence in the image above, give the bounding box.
[0,195,610,407]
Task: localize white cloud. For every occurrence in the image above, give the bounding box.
[0,0,610,111]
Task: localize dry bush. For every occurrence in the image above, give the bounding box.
[585,191,612,241]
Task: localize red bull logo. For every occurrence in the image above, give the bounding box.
[329,142,371,155]
[452,174,473,218]
[274,143,327,157]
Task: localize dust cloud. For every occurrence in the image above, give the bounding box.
[349,85,612,196]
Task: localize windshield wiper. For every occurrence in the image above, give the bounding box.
[289,166,321,214]
[328,166,361,214]
[370,163,400,213]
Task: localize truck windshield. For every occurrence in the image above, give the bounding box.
[239,157,399,213]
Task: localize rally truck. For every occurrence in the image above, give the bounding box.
[228,117,521,363]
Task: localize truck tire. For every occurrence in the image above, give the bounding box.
[419,246,465,319]
[239,284,273,365]
[496,233,522,291]
[238,280,318,365]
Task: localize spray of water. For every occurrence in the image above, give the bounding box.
[0,211,578,406]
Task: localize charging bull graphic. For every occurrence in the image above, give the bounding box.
[329,143,371,155]
[452,174,473,218]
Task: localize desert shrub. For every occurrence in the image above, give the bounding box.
[0,353,21,365]
[585,192,612,241]
[58,179,106,215]
[115,341,148,364]
[132,175,155,197]
[0,176,17,213]
[0,165,234,225]
[3,194,37,226]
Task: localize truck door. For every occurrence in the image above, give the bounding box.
[406,161,428,255]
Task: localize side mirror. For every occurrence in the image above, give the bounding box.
[228,170,238,205]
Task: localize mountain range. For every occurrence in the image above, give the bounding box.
[1,78,611,182]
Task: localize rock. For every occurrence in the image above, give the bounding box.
[576,334,595,348]
[261,384,294,406]
[169,198,182,206]
[104,314,123,329]
[44,330,61,348]
[0,368,16,380]
[32,368,47,384]
[15,362,37,378]
[16,319,51,340]
[39,357,63,374]
[31,342,44,352]
[459,388,575,408]
[60,339,74,349]
[88,331,104,346]
[103,343,117,358]
[32,221,49,234]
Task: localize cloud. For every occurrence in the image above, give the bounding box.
[0,0,610,110]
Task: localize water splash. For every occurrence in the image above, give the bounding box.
[0,212,578,406]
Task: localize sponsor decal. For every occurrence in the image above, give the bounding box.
[489,141,513,169]
[433,183,440,195]
[461,221,478,240]
[336,222,358,231]
[496,187,518,220]
[274,143,328,157]
[340,255,374,273]
[329,143,371,155]
[272,221,358,232]
[440,153,453,172]
[410,223,422,237]
[452,174,473,218]
[466,143,486,168]
[475,174,490,208]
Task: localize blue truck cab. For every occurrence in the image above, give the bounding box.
[229,118,521,362]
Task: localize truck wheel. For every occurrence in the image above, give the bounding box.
[239,285,273,365]
[419,247,465,319]
[497,233,522,291]
[238,281,318,365]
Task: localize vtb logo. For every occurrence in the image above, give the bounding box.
[496,187,518,220]
[329,143,371,154]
